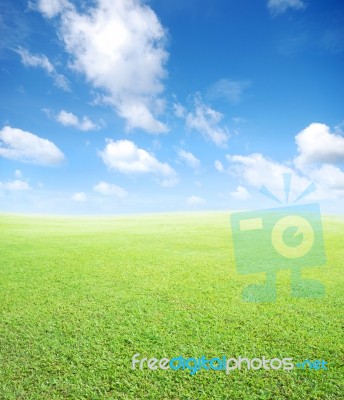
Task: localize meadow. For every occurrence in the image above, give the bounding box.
[0,212,343,399]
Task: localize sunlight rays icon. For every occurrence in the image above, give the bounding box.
[259,173,317,204]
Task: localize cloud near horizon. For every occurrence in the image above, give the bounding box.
[71,192,87,202]
[225,122,344,201]
[99,139,178,187]
[187,195,206,206]
[94,181,128,198]
[294,123,344,169]
[0,179,31,190]
[231,186,250,200]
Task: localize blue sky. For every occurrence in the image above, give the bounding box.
[0,0,344,214]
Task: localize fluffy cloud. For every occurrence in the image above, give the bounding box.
[307,164,344,199]
[56,110,100,131]
[227,153,310,201]
[38,0,169,133]
[227,153,291,188]
[227,121,344,201]
[17,47,70,91]
[187,195,206,206]
[35,0,68,18]
[267,0,305,15]
[177,149,200,169]
[0,126,65,166]
[231,186,250,200]
[173,103,186,119]
[94,181,128,198]
[207,79,250,104]
[71,192,87,202]
[0,179,31,190]
[186,95,229,146]
[294,123,344,169]
[14,169,23,178]
[214,160,224,172]
[99,139,178,186]
[310,164,344,188]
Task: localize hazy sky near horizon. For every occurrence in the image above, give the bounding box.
[0,0,344,214]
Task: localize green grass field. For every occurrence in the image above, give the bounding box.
[0,212,343,399]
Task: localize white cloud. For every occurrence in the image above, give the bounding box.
[294,123,344,169]
[208,79,250,104]
[224,122,344,202]
[94,181,128,198]
[71,192,87,202]
[99,139,178,186]
[41,0,169,133]
[186,95,229,146]
[267,0,305,15]
[230,186,250,200]
[215,160,224,172]
[56,110,100,131]
[334,120,344,134]
[292,122,344,199]
[14,169,23,178]
[42,108,53,118]
[0,126,65,166]
[173,103,186,119]
[35,0,68,18]
[57,110,78,126]
[17,47,70,91]
[227,153,309,201]
[0,179,31,190]
[187,195,206,206]
[160,176,180,188]
[309,164,344,191]
[300,164,344,200]
[227,153,290,186]
[177,149,200,169]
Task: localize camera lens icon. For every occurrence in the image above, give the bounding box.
[271,215,315,259]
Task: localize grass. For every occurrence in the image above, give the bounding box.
[0,212,343,399]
